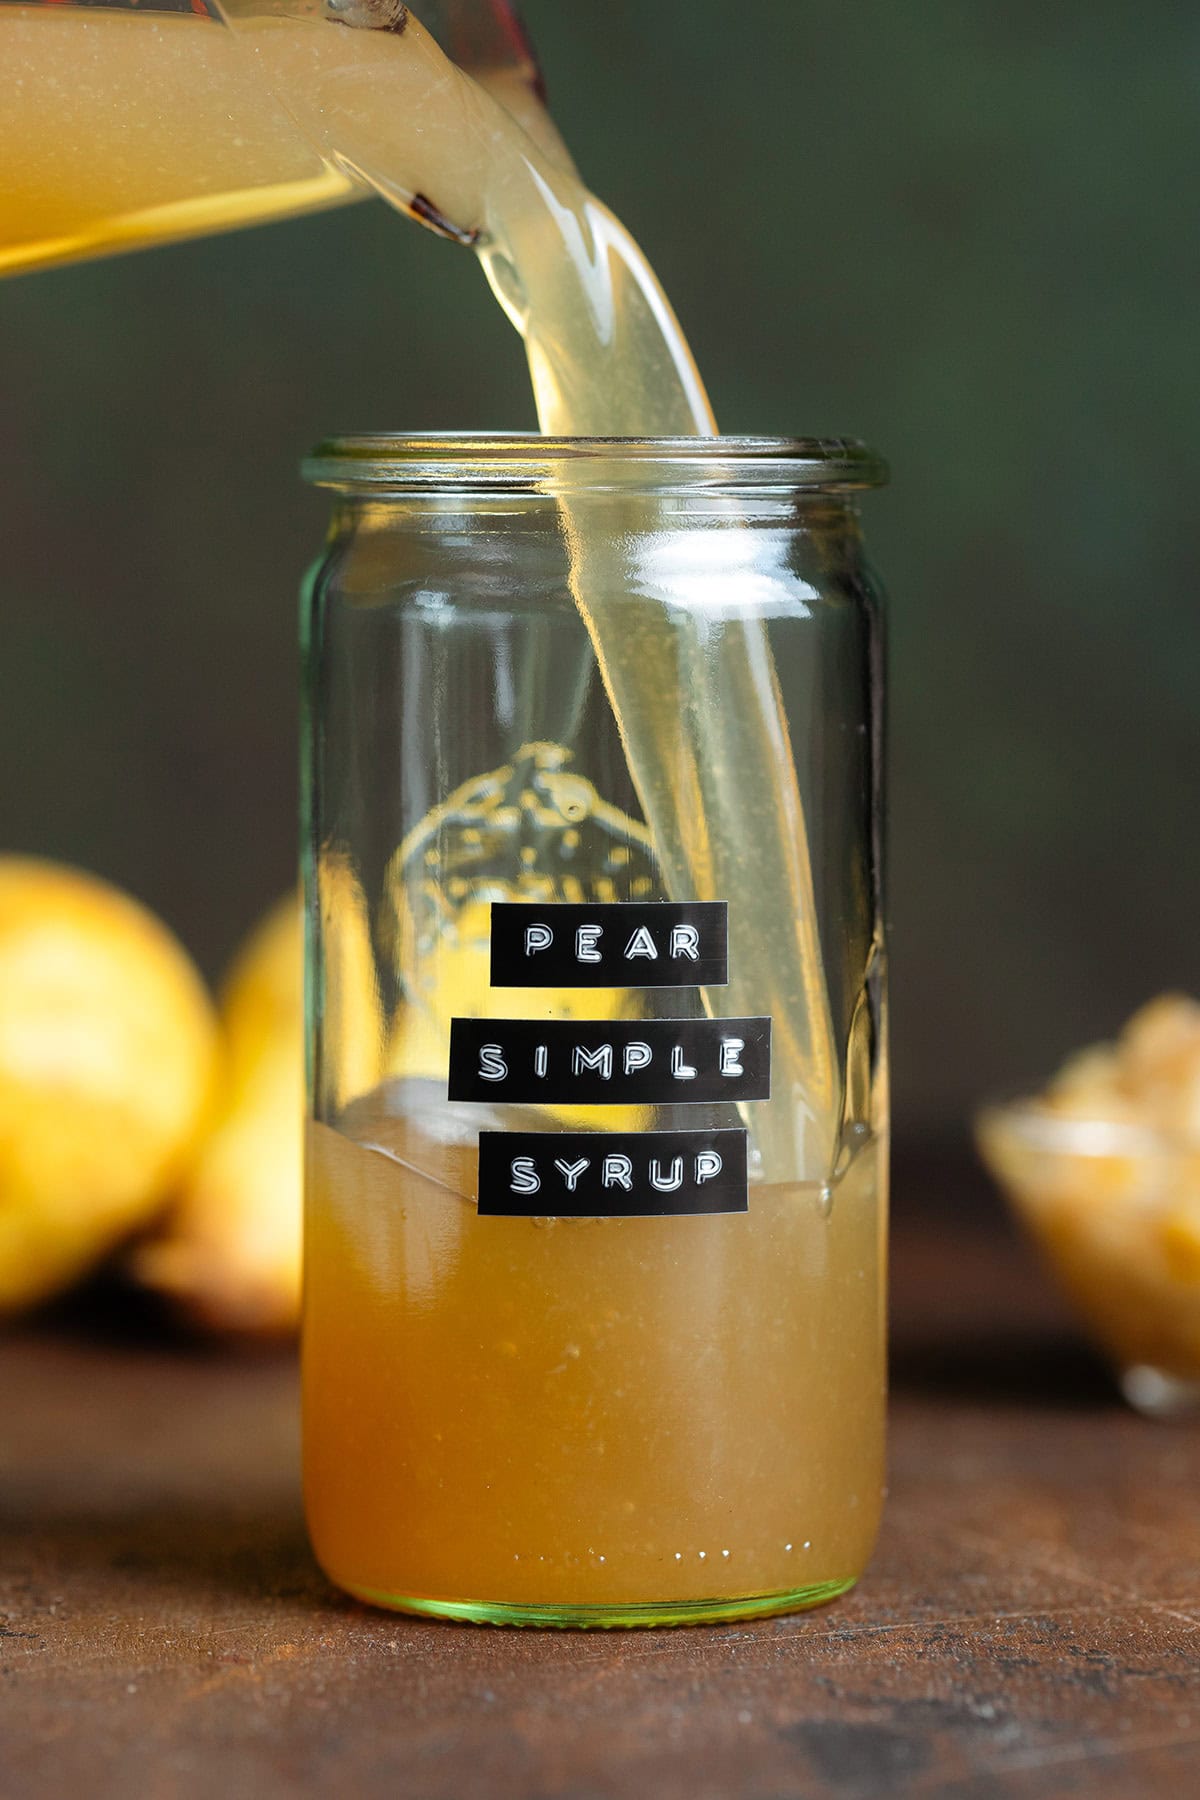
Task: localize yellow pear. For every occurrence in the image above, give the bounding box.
[138,859,388,1335]
[0,857,218,1312]
[134,892,304,1335]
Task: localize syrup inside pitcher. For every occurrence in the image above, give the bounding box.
[0,0,543,276]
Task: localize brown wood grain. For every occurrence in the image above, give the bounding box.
[2,1192,1199,1799]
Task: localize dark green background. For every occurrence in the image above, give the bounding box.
[1,1,1196,1147]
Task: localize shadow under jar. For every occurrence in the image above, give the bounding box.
[300,434,889,1627]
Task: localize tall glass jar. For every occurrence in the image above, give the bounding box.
[300,434,888,1628]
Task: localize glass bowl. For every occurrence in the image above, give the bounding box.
[976,1100,1200,1417]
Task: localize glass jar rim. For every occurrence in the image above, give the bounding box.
[303,432,888,495]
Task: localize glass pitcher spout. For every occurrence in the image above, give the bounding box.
[0,0,547,278]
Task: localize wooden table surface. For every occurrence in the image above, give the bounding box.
[3,1167,1199,1800]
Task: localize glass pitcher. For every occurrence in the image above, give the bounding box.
[0,0,546,277]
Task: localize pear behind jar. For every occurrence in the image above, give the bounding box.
[0,857,218,1313]
[134,893,305,1335]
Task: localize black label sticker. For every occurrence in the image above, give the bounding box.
[477,1128,748,1217]
[450,1016,771,1106]
[489,901,728,989]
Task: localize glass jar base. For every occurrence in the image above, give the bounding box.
[341,1575,859,1630]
